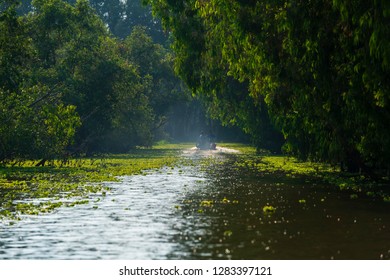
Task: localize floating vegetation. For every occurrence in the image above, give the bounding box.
[200,200,213,207]
[0,144,188,221]
[263,205,276,213]
[229,144,390,203]
[1,142,389,224]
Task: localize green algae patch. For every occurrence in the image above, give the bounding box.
[230,145,390,202]
[234,155,337,176]
[0,145,185,221]
[2,142,389,222]
[263,205,276,214]
[200,200,213,207]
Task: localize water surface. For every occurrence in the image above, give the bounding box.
[0,150,389,259]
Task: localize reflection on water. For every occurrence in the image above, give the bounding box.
[0,152,389,259]
[0,166,206,259]
[172,159,390,260]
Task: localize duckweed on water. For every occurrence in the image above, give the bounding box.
[228,144,390,202]
[0,144,189,221]
[1,142,389,222]
[200,200,213,207]
[263,205,276,213]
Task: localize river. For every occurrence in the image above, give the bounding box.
[0,148,389,259]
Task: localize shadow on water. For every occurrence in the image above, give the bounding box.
[169,154,390,259]
[0,148,389,259]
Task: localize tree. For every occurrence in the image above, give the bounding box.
[16,0,166,42]
[145,0,283,152]
[1,0,161,160]
[0,0,81,162]
[26,0,163,153]
[146,0,390,172]
[122,26,187,133]
[89,0,166,41]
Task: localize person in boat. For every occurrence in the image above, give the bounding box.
[196,131,207,149]
[196,131,217,150]
[208,131,217,150]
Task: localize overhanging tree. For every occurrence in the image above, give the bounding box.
[146,0,390,172]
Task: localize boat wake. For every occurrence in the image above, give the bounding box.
[182,146,240,156]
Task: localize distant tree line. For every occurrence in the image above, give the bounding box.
[0,0,190,163]
[146,0,390,173]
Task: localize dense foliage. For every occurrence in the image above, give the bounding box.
[146,0,390,173]
[0,0,186,162]
[2,0,389,174]
[16,0,166,41]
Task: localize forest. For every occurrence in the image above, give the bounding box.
[0,0,209,163]
[1,0,390,175]
[1,0,390,263]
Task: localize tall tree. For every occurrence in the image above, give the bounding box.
[16,0,166,41]
[145,0,283,152]
[0,0,81,162]
[1,0,193,160]
[146,0,390,172]
[89,0,165,41]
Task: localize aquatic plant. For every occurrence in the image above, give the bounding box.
[2,142,389,223]
[0,145,186,221]
[200,200,213,207]
[263,205,276,213]
[231,146,390,202]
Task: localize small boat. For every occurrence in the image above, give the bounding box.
[196,141,217,150]
[196,131,217,150]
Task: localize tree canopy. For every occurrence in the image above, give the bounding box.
[2,0,389,174]
[16,0,166,41]
[146,0,390,173]
[0,0,187,162]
